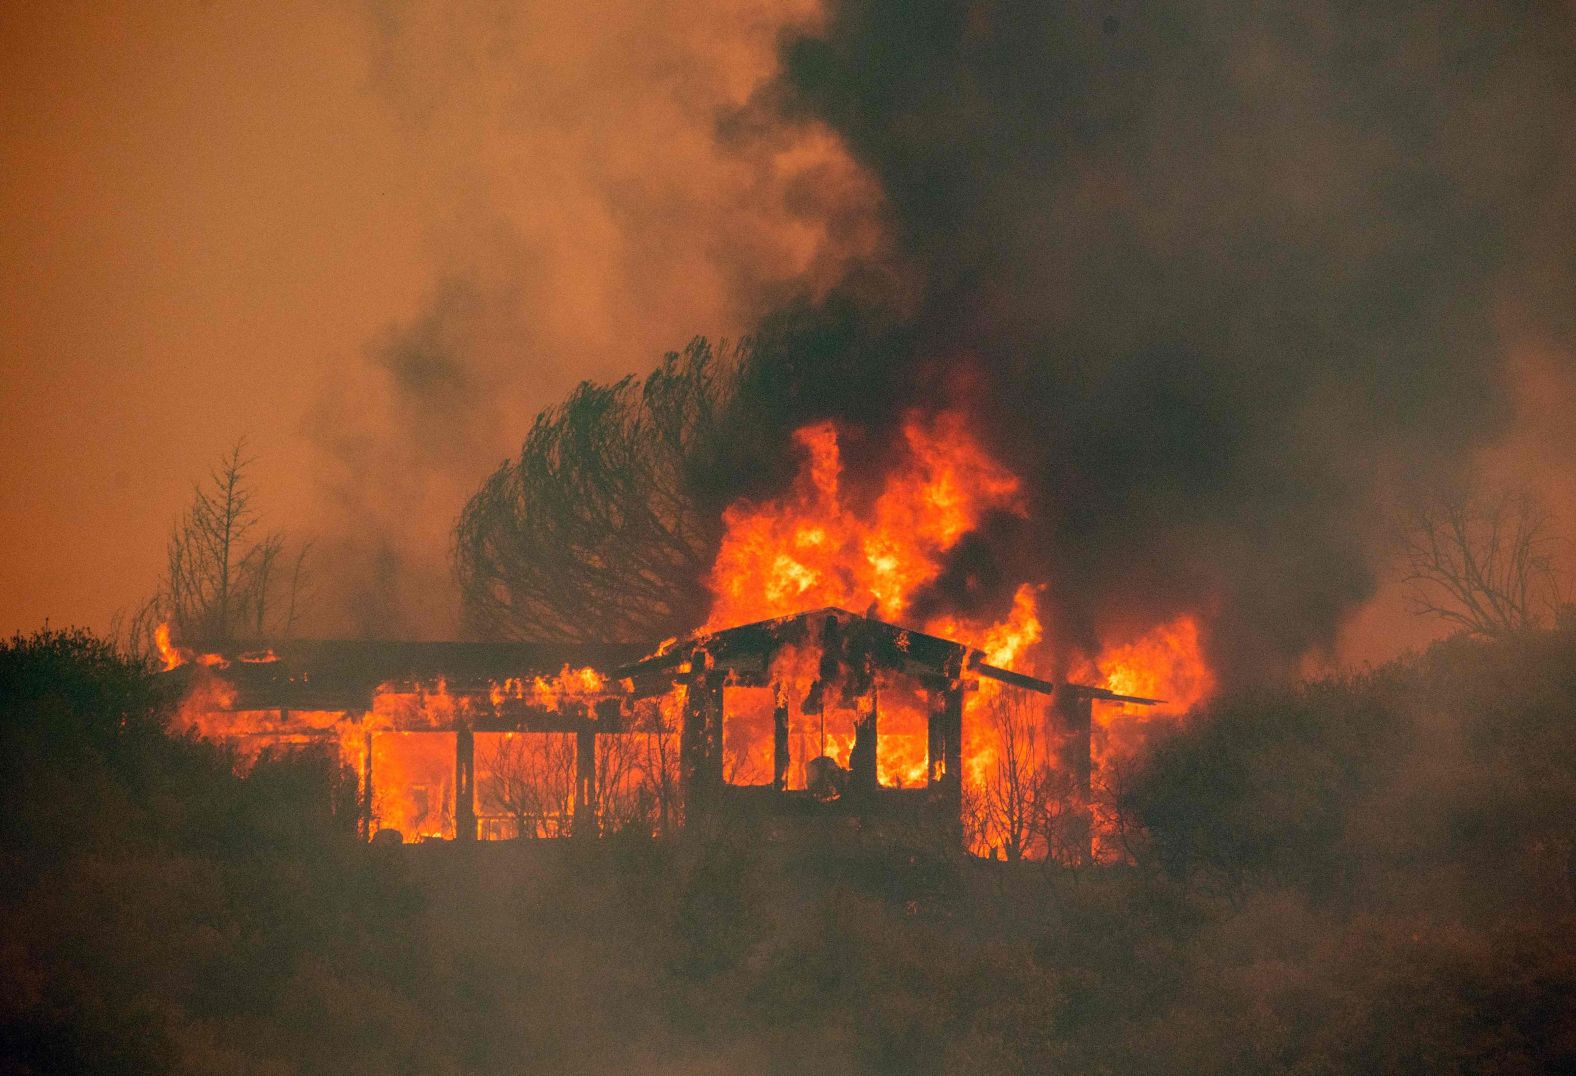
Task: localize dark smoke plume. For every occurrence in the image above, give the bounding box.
[704,1,1576,680]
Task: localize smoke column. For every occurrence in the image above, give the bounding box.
[703,1,1576,680]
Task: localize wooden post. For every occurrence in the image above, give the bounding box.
[361,728,374,841]
[574,711,597,837]
[942,682,963,793]
[927,688,944,786]
[936,681,964,842]
[680,661,724,816]
[1054,689,1093,863]
[850,688,879,794]
[454,723,476,842]
[772,683,789,792]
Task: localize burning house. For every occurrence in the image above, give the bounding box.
[160,606,1157,857]
[159,410,1214,859]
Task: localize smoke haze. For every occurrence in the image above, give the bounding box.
[2,1,1573,671]
[0,0,878,638]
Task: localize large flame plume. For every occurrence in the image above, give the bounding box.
[701,412,1215,856]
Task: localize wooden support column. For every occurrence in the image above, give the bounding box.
[1054,689,1093,863]
[850,688,879,794]
[574,711,598,837]
[935,681,964,839]
[772,683,789,792]
[942,682,963,792]
[927,688,944,786]
[454,723,476,843]
[360,728,374,841]
[680,662,724,815]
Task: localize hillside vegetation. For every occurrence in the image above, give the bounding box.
[2,625,1573,1073]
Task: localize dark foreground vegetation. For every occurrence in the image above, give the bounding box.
[3,626,1574,1074]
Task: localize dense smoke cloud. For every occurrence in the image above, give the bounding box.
[305,269,524,638]
[298,0,882,637]
[705,0,1576,680]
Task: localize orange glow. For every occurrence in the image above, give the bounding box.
[705,413,1024,629]
[154,622,183,671]
[475,731,578,839]
[168,670,238,738]
[872,670,930,788]
[722,684,777,785]
[1086,614,1215,791]
[1096,615,1213,717]
[372,732,456,841]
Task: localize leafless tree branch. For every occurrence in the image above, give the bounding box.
[1402,489,1565,638]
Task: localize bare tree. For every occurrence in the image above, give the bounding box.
[975,688,1050,862]
[1034,766,1095,867]
[1402,489,1565,637]
[454,338,742,643]
[129,439,311,656]
[480,733,577,838]
[632,698,683,837]
[593,731,644,834]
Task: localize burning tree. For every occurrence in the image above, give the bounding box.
[454,338,741,643]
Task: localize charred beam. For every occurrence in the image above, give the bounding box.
[455,722,476,843]
[849,689,878,795]
[360,728,374,841]
[574,711,597,837]
[1054,690,1094,864]
[772,684,789,792]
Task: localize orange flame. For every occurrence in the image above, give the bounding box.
[1096,615,1214,717]
[703,412,1216,858]
[153,622,232,670]
[154,622,184,671]
[706,413,1024,629]
[487,665,610,712]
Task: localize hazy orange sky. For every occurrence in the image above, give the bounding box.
[0,0,872,638]
[2,2,1571,665]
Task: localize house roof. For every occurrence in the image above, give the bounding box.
[163,638,649,711]
[160,609,1161,712]
[616,607,1160,704]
